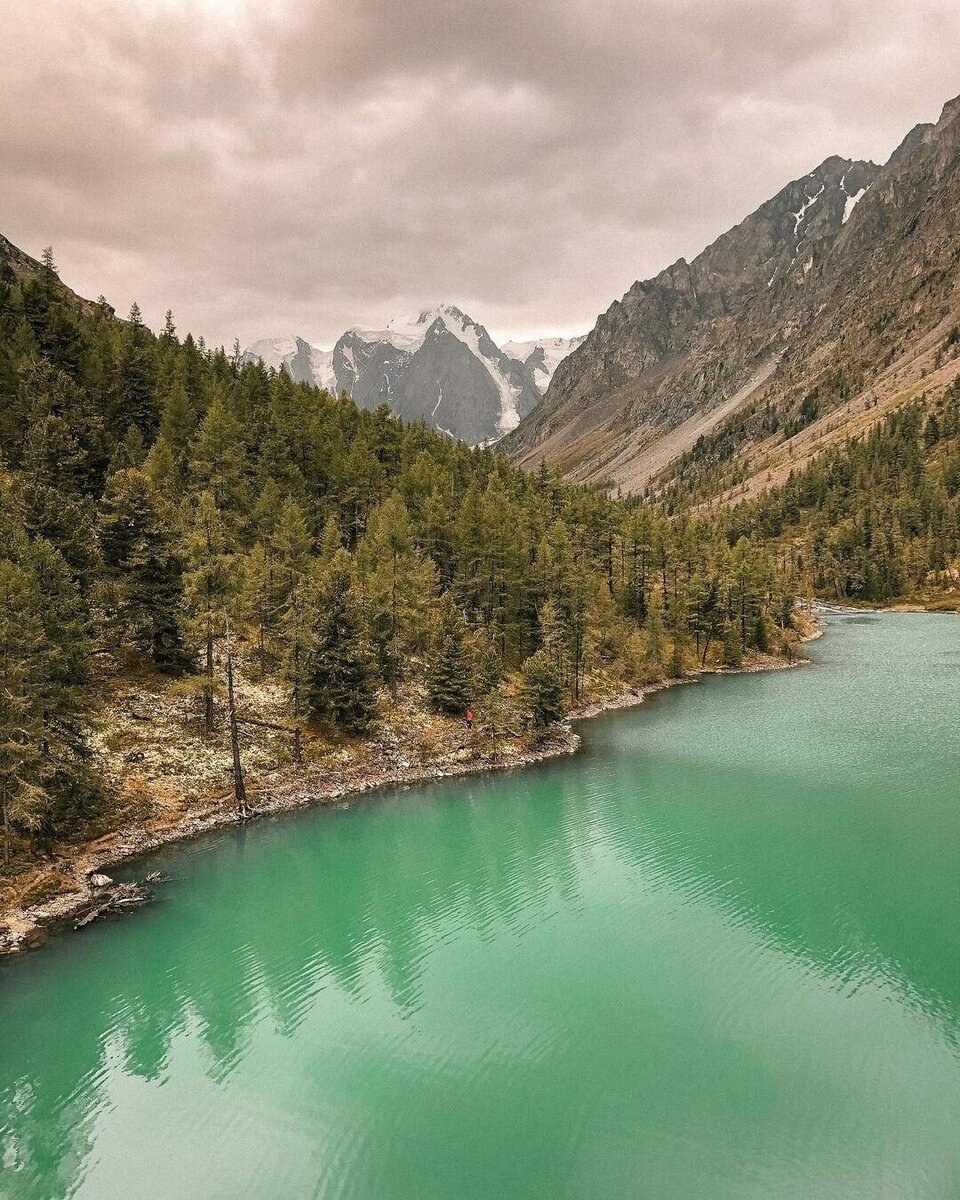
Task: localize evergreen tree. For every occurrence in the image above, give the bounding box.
[520,648,565,727]
[113,304,158,440]
[306,551,375,733]
[98,469,190,671]
[427,596,472,715]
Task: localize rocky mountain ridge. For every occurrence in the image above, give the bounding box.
[504,96,960,501]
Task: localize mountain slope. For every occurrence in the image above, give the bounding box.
[657,98,960,509]
[505,96,960,499]
[504,153,879,484]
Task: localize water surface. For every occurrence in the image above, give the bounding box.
[2,614,959,1198]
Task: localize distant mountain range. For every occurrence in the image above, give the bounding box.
[504,96,960,502]
[245,308,584,445]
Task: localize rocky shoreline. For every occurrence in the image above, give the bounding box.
[0,643,817,957]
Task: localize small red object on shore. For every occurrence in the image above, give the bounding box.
[465,710,474,728]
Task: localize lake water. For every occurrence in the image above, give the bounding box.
[2,613,959,1199]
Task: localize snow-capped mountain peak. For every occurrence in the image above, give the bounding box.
[242,336,335,391]
[244,309,585,445]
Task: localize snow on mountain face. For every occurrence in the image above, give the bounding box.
[245,305,564,445]
[502,335,587,391]
[242,336,335,391]
[335,304,540,443]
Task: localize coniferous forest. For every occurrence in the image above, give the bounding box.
[0,246,801,874]
[721,389,960,604]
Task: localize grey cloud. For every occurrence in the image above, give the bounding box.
[2,0,959,347]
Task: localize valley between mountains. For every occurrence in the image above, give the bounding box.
[4,90,960,950]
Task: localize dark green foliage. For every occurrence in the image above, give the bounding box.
[0,491,102,859]
[520,649,565,726]
[723,389,960,603]
[98,469,191,672]
[306,552,375,733]
[427,597,472,715]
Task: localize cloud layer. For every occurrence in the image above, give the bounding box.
[3,0,959,346]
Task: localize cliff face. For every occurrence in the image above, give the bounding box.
[505,96,960,496]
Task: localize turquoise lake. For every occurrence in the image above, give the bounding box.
[2,613,959,1199]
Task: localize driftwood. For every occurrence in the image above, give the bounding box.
[74,881,152,930]
[72,873,170,926]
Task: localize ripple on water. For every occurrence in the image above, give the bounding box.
[2,615,960,1199]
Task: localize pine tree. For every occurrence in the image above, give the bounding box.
[113,304,158,440]
[98,469,190,671]
[306,551,375,733]
[427,595,471,715]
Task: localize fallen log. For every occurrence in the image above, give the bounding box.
[74,881,151,930]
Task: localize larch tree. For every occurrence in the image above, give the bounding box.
[182,490,232,733]
[358,492,436,690]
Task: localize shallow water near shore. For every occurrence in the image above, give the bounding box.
[2,613,960,1199]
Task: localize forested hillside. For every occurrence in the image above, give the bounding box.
[0,239,798,879]
[715,387,960,605]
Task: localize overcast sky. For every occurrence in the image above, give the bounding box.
[2,0,959,349]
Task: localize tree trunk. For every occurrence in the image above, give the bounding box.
[226,650,249,820]
[204,616,215,734]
